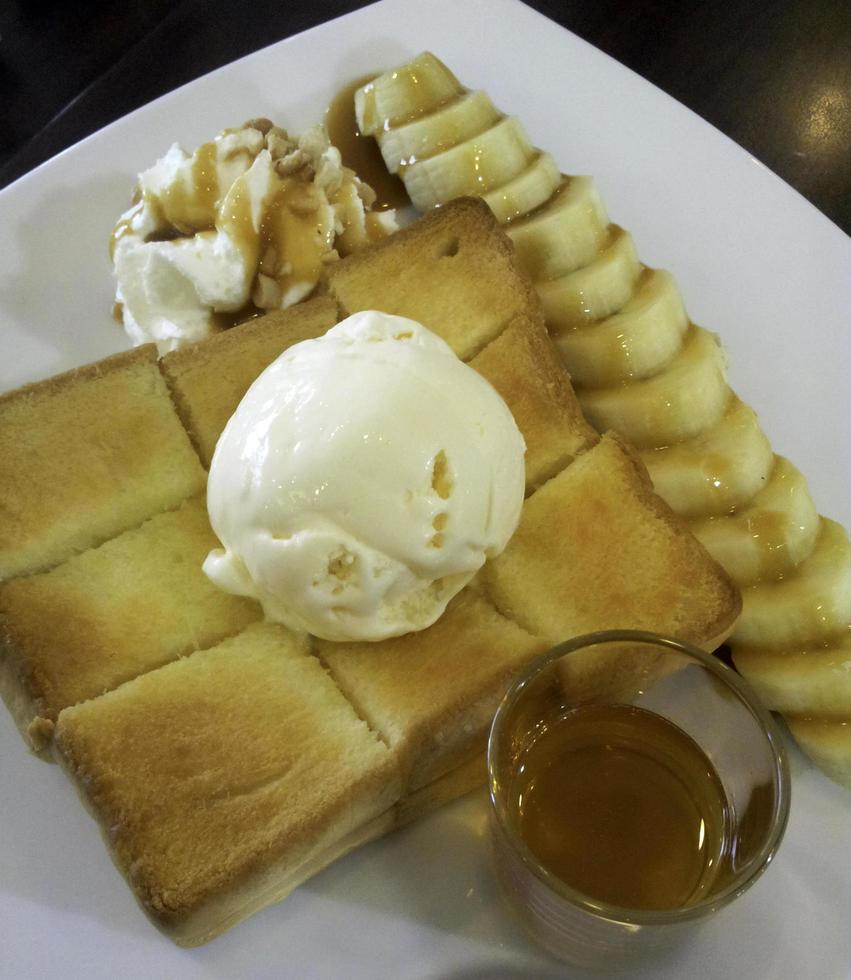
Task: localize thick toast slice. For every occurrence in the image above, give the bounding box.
[161,296,338,467]
[470,310,598,491]
[0,346,205,580]
[53,622,401,947]
[325,197,540,360]
[394,752,486,829]
[484,432,741,650]
[0,496,260,747]
[316,588,548,792]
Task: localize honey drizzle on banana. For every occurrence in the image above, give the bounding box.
[325,75,409,210]
[357,54,851,779]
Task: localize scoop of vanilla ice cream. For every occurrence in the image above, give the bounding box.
[203,311,526,641]
[111,122,397,353]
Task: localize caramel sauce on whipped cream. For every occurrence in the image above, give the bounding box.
[110,118,396,353]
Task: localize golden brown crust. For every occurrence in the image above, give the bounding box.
[0,631,53,754]
[325,198,541,361]
[484,432,741,650]
[160,296,339,467]
[0,344,205,581]
[0,497,261,729]
[0,344,153,409]
[316,588,548,792]
[53,623,402,944]
[470,310,598,491]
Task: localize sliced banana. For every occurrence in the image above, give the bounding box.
[482,152,561,224]
[733,519,851,648]
[355,52,463,136]
[734,633,851,718]
[785,716,851,788]
[357,51,851,788]
[555,269,688,387]
[506,175,609,280]
[577,326,729,448]
[402,116,534,212]
[691,456,820,585]
[538,226,640,331]
[376,89,500,173]
[640,397,774,518]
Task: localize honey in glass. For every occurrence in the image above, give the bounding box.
[507,703,731,911]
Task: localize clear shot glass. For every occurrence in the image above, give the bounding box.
[487,630,790,968]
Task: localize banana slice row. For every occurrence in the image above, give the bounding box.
[357,54,851,786]
[378,89,501,173]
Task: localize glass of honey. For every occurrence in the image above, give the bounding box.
[487,630,790,967]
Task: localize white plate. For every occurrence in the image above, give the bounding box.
[1,1,849,977]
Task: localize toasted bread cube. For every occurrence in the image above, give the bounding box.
[54,623,401,946]
[160,297,339,466]
[0,496,260,745]
[484,433,741,650]
[316,588,547,792]
[326,198,540,360]
[470,311,598,491]
[0,345,205,581]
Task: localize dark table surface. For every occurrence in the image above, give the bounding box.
[1,0,849,236]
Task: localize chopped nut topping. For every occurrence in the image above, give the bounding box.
[243,117,274,135]
[274,149,308,177]
[266,127,293,160]
[267,124,289,142]
[298,126,330,159]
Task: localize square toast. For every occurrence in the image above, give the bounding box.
[316,588,548,792]
[1,497,261,749]
[0,346,205,580]
[161,296,338,467]
[325,197,540,360]
[54,623,400,946]
[469,310,598,491]
[484,432,740,650]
